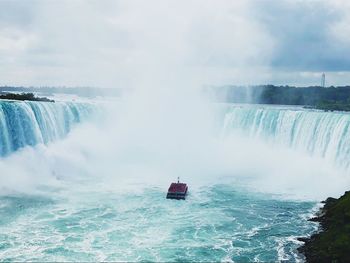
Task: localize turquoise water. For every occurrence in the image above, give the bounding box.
[0,182,317,262]
[2,102,349,262]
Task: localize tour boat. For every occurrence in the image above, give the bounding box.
[166,177,188,200]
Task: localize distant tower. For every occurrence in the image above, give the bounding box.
[321,73,326,88]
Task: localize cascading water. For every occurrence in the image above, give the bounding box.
[0,102,348,262]
[0,101,96,157]
[222,104,350,170]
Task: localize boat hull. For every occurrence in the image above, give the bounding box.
[166,183,188,200]
[166,187,188,200]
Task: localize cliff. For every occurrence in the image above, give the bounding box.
[298,191,350,263]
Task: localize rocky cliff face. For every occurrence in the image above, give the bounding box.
[298,191,350,263]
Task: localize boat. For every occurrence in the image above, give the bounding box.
[166,177,188,200]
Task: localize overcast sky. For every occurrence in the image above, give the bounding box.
[0,0,350,88]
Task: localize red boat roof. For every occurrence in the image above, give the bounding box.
[168,183,187,193]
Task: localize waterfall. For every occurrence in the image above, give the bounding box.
[0,100,95,157]
[222,105,350,170]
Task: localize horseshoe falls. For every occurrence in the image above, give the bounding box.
[0,101,96,157]
[222,105,350,170]
[0,103,349,262]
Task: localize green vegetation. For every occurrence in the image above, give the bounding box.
[0,92,54,102]
[298,191,350,263]
[208,85,350,111]
[0,86,121,98]
[315,99,350,112]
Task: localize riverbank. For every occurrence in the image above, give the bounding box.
[298,191,350,262]
[314,101,350,112]
[0,92,54,102]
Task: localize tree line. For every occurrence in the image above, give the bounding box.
[207,85,350,111]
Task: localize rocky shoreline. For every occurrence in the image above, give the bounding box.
[298,191,350,263]
[0,92,54,102]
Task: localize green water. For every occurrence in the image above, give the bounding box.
[0,182,317,262]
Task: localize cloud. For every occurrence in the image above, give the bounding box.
[0,0,349,87]
[0,0,275,87]
[328,0,350,45]
[254,0,350,72]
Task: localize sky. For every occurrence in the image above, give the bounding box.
[0,0,350,88]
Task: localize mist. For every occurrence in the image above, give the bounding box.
[1,94,349,202]
[1,0,350,201]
